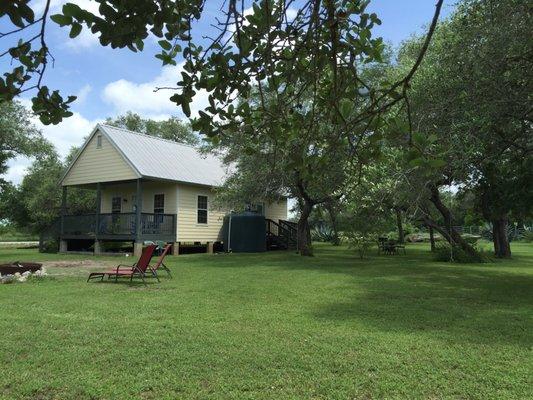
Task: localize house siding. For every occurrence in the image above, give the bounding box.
[62,134,138,186]
[176,184,288,243]
[80,180,288,244]
[176,184,226,242]
[101,181,179,215]
[264,200,288,222]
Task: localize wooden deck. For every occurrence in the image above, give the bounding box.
[60,213,177,242]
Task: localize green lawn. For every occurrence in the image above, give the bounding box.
[1,243,532,399]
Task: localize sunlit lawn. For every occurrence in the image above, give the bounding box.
[0,242,532,399]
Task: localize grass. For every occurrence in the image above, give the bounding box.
[0,226,38,243]
[0,242,532,399]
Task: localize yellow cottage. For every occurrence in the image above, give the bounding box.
[58,124,289,256]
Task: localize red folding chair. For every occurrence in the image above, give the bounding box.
[150,244,173,278]
[87,244,157,285]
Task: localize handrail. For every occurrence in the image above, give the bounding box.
[279,219,297,228]
[265,218,297,249]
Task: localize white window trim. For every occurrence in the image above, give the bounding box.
[154,193,165,214]
[96,134,102,149]
[196,194,208,225]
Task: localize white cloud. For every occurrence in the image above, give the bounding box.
[75,84,92,104]
[286,8,298,21]
[40,112,102,157]
[2,100,102,184]
[36,0,100,13]
[102,64,210,118]
[4,157,32,185]
[33,0,102,49]
[65,28,100,50]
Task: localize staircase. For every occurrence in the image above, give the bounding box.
[266,219,297,250]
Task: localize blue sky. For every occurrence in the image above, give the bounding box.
[4,0,455,183]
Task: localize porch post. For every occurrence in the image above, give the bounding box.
[134,179,143,256]
[94,182,102,253]
[60,186,67,234]
[59,186,68,252]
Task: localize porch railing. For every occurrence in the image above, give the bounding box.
[63,214,96,236]
[98,213,135,236]
[61,213,176,240]
[141,213,176,237]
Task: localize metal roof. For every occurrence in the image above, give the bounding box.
[62,124,228,187]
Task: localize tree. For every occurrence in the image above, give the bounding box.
[0,1,77,124]
[395,0,532,258]
[2,1,447,256]
[2,1,444,130]
[0,100,53,183]
[211,93,352,256]
[105,112,199,145]
[3,147,95,233]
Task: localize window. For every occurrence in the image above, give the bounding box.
[154,194,165,214]
[111,197,121,213]
[246,203,264,215]
[197,195,208,224]
[96,134,102,148]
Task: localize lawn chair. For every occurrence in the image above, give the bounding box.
[377,237,388,255]
[150,243,173,278]
[384,240,397,255]
[87,244,158,285]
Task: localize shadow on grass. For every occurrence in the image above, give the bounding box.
[86,277,160,287]
[300,247,533,347]
[110,244,533,346]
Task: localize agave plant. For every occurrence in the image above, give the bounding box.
[311,225,340,244]
[481,223,524,242]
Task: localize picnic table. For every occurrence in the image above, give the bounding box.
[378,238,406,255]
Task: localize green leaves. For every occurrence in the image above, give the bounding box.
[182,101,191,118]
[62,3,83,18]
[339,99,353,120]
[50,14,72,27]
[69,23,82,38]
[158,40,172,51]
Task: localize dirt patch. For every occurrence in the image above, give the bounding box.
[42,260,116,269]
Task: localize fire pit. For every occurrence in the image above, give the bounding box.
[0,262,43,275]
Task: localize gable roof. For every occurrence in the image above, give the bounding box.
[61,124,228,187]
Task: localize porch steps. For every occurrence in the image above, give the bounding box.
[266,219,297,251]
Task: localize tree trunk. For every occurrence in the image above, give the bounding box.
[428,185,478,258]
[297,201,314,256]
[429,225,436,252]
[326,202,340,246]
[395,207,405,243]
[492,216,511,258]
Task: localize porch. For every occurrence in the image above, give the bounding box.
[61,212,177,242]
[59,179,177,255]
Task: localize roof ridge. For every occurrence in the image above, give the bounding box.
[98,123,199,149]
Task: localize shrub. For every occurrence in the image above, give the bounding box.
[40,239,59,253]
[433,243,490,263]
[403,222,419,236]
[461,234,480,245]
[405,233,425,243]
[521,231,533,243]
[311,225,340,245]
[481,223,522,242]
[346,232,376,259]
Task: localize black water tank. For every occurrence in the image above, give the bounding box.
[222,212,266,253]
